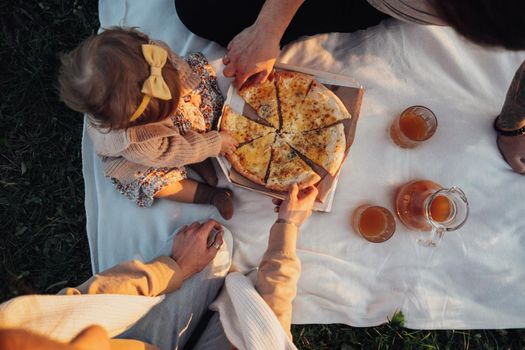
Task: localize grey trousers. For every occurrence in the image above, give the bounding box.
[117,268,230,350]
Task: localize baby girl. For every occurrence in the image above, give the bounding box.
[59,27,237,219]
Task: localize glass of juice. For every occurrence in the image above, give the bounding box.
[390,106,438,148]
[395,179,469,246]
[351,205,396,243]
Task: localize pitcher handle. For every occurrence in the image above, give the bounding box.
[417,227,444,247]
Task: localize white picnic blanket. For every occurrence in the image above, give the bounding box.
[84,0,525,329]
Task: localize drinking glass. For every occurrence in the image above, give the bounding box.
[390,106,438,148]
[351,205,396,243]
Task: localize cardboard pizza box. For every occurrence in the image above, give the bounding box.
[216,63,364,212]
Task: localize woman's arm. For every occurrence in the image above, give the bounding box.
[61,220,225,296]
[253,0,305,44]
[61,257,184,296]
[223,0,305,88]
[255,184,318,339]
[255,222,301,339]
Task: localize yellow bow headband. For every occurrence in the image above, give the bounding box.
[130,44,173,122]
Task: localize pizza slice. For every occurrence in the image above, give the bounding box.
[220,105,276,144]
[284,123,346,176]
[275,71,315,131]
[266,136,321,192]
[226,132,275,185]
[293,80,351,132]
[238,79,280,128]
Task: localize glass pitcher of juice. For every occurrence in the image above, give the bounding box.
[395,180,469,246]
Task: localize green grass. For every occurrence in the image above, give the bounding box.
[0,0,97,298]
[1,1,524,349]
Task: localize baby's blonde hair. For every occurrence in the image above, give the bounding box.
[58,27,181,129]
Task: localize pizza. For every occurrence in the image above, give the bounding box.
[221,105,274,144]
[238,78,280,128]
[266,136,321,192]
[283,123,346,176]
[220,70,351,192]
[275,71,314,131]
[292,80,350,132]
[226,133,275,185]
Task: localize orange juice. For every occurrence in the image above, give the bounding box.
[395,180,442,231]
[361,207,387,235]
[429,195,452,222]
[399,111,429,141]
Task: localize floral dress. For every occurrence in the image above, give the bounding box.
[112,53,224,207]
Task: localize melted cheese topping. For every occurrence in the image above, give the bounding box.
[221,106,275,143]
[284,123,345,175]
[239,80,280,128]
[276,71,314,131]
[267,137,319,190]
[233,133,275,182]
[292,81,350,132]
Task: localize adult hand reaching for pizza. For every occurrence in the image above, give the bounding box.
[273,184,318,227]
[222,0,305,89]
[223,24,280,89]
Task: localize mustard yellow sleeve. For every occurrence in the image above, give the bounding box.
[255,222,301,340]
[60,256,184,297]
